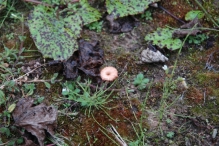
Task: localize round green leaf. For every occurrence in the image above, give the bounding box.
[185,10,204,21]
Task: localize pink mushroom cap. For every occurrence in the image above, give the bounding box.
[100,66,118,81]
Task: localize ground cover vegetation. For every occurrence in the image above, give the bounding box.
[0,0,219,145]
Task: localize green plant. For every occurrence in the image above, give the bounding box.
[185,10,204,21]
[86,21,103,32]
[166,131,175,138]
[187,33,208,45]
[33,96,45,104]
[0,46,22,106]
[145,27,183,50]
[0,127,10,137]
[0,0,15,28]
[106,0,160,19]
[23,83,35,96]
[62,78,113,115]
[28,0,101,60]
[141,10,153,20]
[133,73,149,90]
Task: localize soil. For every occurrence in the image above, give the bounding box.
[0,0,219,146]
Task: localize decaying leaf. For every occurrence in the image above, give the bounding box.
[12,98,57,146]
[106,14,139,33]
[145,27,183,50]
[106,0,160,19]
[141,45,168,63]
[21,59,42,78]
[63,40,104,79]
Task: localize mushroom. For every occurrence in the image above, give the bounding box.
[100,66,118,81]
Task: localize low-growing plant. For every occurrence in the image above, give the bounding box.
[185,10,204,21]
[133,73,149,90]
[166,131,175,138]
[187,33,208,45]
[145,27,183,50]
[86,21,103,32]
[141,10,153,21]
[23,83,36,96]
[62,78,113,116]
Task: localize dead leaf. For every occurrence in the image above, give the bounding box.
[12,98,57,146]
[63,39,104,79]
[21,58,42,78]
[106,14,139,33]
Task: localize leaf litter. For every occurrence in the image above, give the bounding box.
[12,98,57,146]
[63,39,104,79]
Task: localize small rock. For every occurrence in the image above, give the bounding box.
[212,129,218,139]
[141,47,168,63]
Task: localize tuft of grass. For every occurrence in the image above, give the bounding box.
[62,78,113,116]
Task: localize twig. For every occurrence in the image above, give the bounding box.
[0,63,46,89]
[17,79,62,83]
[23,0,52,7]
[158,5,186,24]
[23,0,79,7]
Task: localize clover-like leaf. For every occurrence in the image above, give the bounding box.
[185,10,204,21]
[106,0,160,19]
[145,28,183,50]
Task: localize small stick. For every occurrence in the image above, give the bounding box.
[23,0,52,7]
[158,5,186,24]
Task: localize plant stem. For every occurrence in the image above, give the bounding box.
[0,1,15,29]
[194,0,219,27]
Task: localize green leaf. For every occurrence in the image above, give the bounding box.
[44,82,51,89]
[145,27,183,50]
[16,137,24,144]
[51,73,58,84]
[137,73,144,80]
[8,103,16,113]
[0,90,5,105]
[142,78,149,84]
[0,127,10,137]
[106,0,160,19]
[166,131,175,138]
[0,0,7,11]
[28,1,101,60]
[28,6,78,60]
[185,10,204,21]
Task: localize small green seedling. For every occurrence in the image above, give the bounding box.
[188,33,208,45]
[166,131,175,138]
[141,10,153,20]
[23,83,35,96]
[133,73,149,90]
[86,21,103,32]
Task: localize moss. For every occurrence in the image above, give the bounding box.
[195,72,219,87]
[190,101,219,124]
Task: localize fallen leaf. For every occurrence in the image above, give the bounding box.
[12,98,57,146]
[63,40,104,79]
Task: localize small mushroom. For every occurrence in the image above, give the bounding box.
[100,66,118,81]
